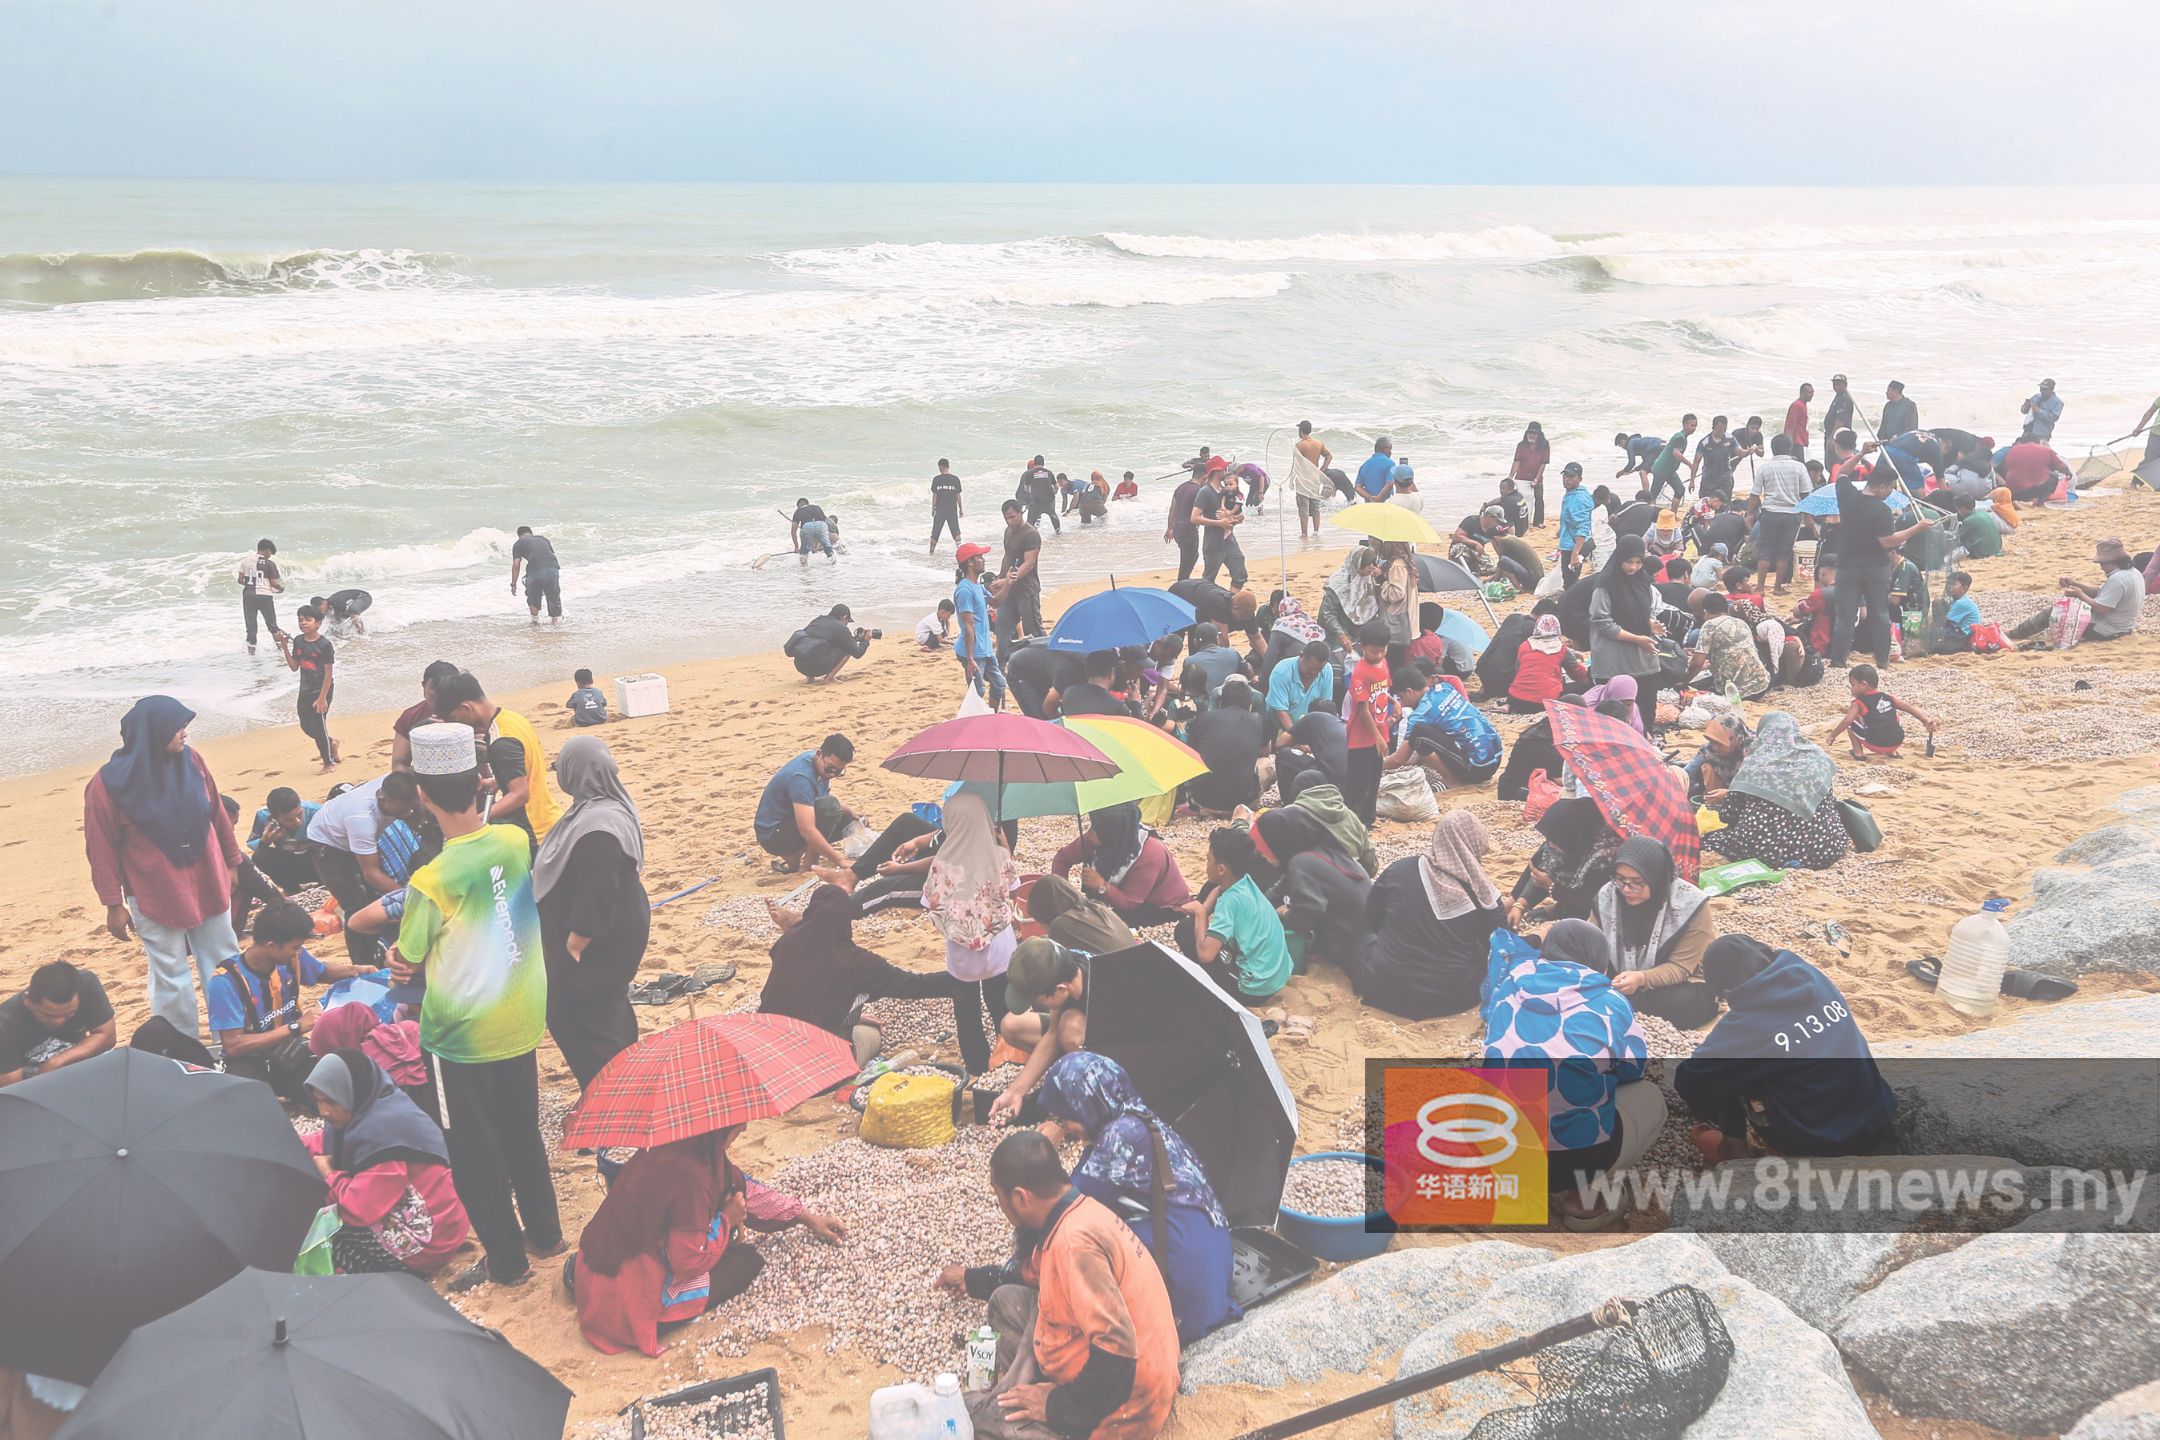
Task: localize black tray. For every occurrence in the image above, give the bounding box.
[1229,1226,1319,1311]
[626,1366,785,1440]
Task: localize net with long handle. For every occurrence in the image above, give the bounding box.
[1465,1285,1734,1440]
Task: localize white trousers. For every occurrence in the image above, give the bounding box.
[128,898,238,1034]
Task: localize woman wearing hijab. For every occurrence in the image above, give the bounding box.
[1592,836,1719,1026]
[1683,712,1752,805]
[310,1001,435,1120]
[1376,541,1419,645]
[569,1124,845,1357]
[1025,874,1137,957]
[1508,615,1588,713]
[1251,807,1371,968]
[921,791,1019,1066]
[1037,1051,1238,1346]
[1703,712,1851,871]
[1586,534,1665,733]
[1349,811,1506,1018]
[533,734,648,1088]
[303,1050,469,1275]
[761,884,985,1070]
[1282,780,1378,878]
[1049,802,1193,927]
[1580,674,1645,735]
[1479,919,1657,1229]
[1506,796,1623,926]
[83,696,246,1034]
[1991,484,2022,530]
[1676,936,1896,1164]
[1318,545,1381,653]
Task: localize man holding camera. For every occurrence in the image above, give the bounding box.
[786,604,877,683]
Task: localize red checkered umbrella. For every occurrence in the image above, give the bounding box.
[560,1014,856,1150]
[1544,701,1701,881]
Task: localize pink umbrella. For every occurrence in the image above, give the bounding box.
[883,714,1119,819]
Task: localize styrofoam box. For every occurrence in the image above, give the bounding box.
[615,673,670,718]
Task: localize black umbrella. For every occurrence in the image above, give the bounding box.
[1085,940,1299,1226]
[54,1268,573,1439]
[0,1049,324,1383]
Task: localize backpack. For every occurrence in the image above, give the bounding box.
[782,628,809,659]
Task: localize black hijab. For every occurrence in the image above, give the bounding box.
[98,696,213,869]
[1535,797,1607,856]
[1254,807,1343,865]
[1596,534,1656,634]
[1614,834,1677,951]
[1702,934,1778,1000]
[1089,803,1144,881]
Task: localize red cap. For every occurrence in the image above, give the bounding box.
[956,542,992,565]
[1206,455,1230,473]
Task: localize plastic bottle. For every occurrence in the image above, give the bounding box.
[965,1326,998,1392]
[868,1382,933,1440]
[1938,912,2010,1019]
[929,1374,973,1440]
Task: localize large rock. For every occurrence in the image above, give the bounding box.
[1836,1231,2160,1433]
[1390,1234,1876,1440]
[1179,1241,1549,1392]
[2055,823,2160,868]
[2007,852,2160,979]
[2068,1380,2160,1440]
[1871,995,2160,1171]
[1698,1232,1958,1333]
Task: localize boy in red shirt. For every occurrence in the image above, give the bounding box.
[1344,621,1394,826]
[1790,558,1836,656]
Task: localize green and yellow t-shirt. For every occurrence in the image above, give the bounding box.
[397,823,547,1065]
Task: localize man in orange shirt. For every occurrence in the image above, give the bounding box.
[937,1132,1178,1440]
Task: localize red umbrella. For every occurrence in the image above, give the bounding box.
[1544,702,1701,881]
[560,1014,856,1150]
[883,713,1119,818]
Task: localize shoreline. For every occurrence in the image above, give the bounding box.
[7,486,2160,1437]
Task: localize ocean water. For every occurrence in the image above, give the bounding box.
[6,181,2160,776]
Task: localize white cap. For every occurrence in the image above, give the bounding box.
[933,1374,961,1395]
[409,721,477,776]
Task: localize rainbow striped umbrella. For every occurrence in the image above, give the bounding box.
[951,713,1206,819]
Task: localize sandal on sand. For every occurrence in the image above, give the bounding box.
[1279,1015,1317,1043]
[2001,968,2078,1001]
[1905,956,1941,989]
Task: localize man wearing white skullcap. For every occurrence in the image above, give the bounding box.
[391,721,560,1290]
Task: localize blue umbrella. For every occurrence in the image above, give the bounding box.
[1797,486,1911,517]
[1047,586,1196,653]
[1434,607,1490,657]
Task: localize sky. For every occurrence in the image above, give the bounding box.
[1,0,2153,184]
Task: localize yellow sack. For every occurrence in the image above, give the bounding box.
[1696,804,1727,837]
[859,1072,956,1149]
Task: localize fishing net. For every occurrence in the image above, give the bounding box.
[2075,443,2138,486]
[1465,1285,1734,1440]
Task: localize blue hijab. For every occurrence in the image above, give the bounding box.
[1038,1052,1228,1229]
[99,696,213,869]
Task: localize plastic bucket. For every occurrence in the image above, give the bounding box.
[1274,1151,1393,1263]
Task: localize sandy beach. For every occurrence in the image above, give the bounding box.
[7,485,2158,1439]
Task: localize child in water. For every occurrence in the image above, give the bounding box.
[1828,663,1935,759]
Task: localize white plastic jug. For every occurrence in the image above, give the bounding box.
[868,1382,933,1440]
[929,1374,973,1440]
[1938,912,2009,1019]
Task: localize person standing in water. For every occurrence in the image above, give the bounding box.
[237,538,285,655]
[275,605,340,773]
[1289,420,1333,540]
[930,459,964,552]
[509,526,563,625]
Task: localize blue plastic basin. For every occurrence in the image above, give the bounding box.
[1274,1150,1394,1263]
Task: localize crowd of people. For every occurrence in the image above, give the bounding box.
[14,374,2151,1440]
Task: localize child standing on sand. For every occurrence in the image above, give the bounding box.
[276,605,338,772]
[1828,663,1935,759]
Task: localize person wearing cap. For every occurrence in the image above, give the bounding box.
[1384,462,1423,516]
[786,603,874,683]
[390,720,561,1290]
[1449,505,1506,571]
[432,670,561,844]
[1555,462,1595,585]
[1823,375,1855,449]
[2005,539,2146,646]
[953,541,1006,711]
[988,937,1093,1125]
[2019,379,2063,444]
[1880,381,1918,440]
[1193,461,1248,589]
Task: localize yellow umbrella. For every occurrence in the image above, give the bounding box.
[1331,501,1441,546]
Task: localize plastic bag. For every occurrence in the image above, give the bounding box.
[1376,766,1440,823]
[2046,596,2092,651]
[1970,621,2008,654]
[294,1205,341,1275]
[1523,769,1562,823]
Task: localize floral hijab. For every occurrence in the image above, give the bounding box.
[1728,711,1834,818]
[1038,1051,1227,1228]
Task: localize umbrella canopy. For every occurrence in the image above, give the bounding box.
[1544,702,1701,881]
[883,712,1119,786]
[55,1268,571,1440]
[561,1013,856,1150]
[1797,485,1911,517]
[0,1049,324,1385]
[951,714,1207,819]
[1047,586,1196,654]
[1413,552,1486,594]
[1083,941,1299,1227]
[1331,502,1441,546]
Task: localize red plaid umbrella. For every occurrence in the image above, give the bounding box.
[560,1014,856,1150]
[1544,702,1701,881]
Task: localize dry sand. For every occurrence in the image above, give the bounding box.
[7,488,2159,1438]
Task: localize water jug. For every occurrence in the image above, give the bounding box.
[868,1382,933,1440]
[929,1374,973,1440]
[1938,912,2009,1019]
